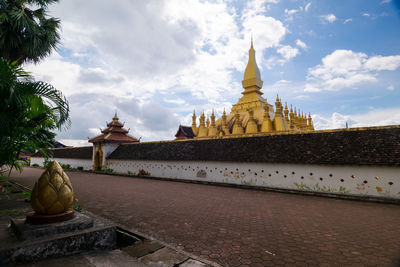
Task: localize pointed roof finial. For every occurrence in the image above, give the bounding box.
[243,37,262,90]
[251,35,253,49]
[113,112,119,122]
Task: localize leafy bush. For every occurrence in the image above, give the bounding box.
[104,168,114,174]
[73,197,82,212]
[77,166,84,171]
[60,163,70,169]
[127,170,136,175]
[43,159,52,168]
[32,163,39,167]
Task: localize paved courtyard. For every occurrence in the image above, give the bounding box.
[9,167,400,266]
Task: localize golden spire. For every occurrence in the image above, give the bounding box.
[231,39,267,113]
[112,112,119,122]
[221,108,229,135]
[284,102,289,122]
[210,110,216,127]
[191,110,198,136]
[246,109,258,134]
[232,112,244,135]
[198,111,208,137]
[308,113,314,130]
[192,110,197,126]
[242,40,263,92]
[275,95,281,117]
[261,105,273,132]
[200,111,205,127]
[206,116,210,128]
[208,109,217,136]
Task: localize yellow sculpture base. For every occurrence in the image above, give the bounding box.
[26,209,75,225]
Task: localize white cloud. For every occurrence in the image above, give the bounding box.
[304,2,312,12]
[313,107,400,130]
[88,128,101,136]
[164,98,187,105]
[305,50,400,91]
[284,8,298,21]
[343,18,352,24]
[295,39,307,50]
[277,45,299,60]
[25,0,296,142]
[387,85,395,91]
[365,55,400,71]
[381,0,391,3]
[362,12,371,17]
[321,14,337,23]
[59,139,90,147]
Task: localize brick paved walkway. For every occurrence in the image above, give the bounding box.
[10,167,400,266]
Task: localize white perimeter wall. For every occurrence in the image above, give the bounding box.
[31,157,92,170]
[107,159,400,199]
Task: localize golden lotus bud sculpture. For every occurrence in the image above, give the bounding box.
[27,161,75,224]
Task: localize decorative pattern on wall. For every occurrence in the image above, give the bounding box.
[107,160,400,199]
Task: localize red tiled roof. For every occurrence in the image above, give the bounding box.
[89,132,139,143]
[175,125,195,139]
[88,113,139,144]
[102,127,128,134]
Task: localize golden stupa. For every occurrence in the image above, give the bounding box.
[31,161,74,215]
[191,40,314,138]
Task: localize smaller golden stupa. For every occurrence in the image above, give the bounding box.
[190,40,314,139]
[27,161,74,223]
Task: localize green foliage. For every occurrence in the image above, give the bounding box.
[32,163,39,167]
[77,166,83,171]
[0,0,61,64]
[60,163,70,170]
[17,191,31,198]
[0,209,21,215]
[0,184,11,199]
[338,186,351,194]
[104,168,114,174]
[73,197,82,211]
[43,158,53,168]
[0,59,70,175]
[127,170,136,175]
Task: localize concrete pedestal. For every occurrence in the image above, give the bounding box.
[11,211,93,241]
[0,211,116,264]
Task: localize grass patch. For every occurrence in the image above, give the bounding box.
[0,209,22,215]
[17,191,31,198]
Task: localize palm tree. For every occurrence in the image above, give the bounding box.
[0,58,70,175]
[0,0,61,65]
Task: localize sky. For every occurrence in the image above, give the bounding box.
[25,0,400,146]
